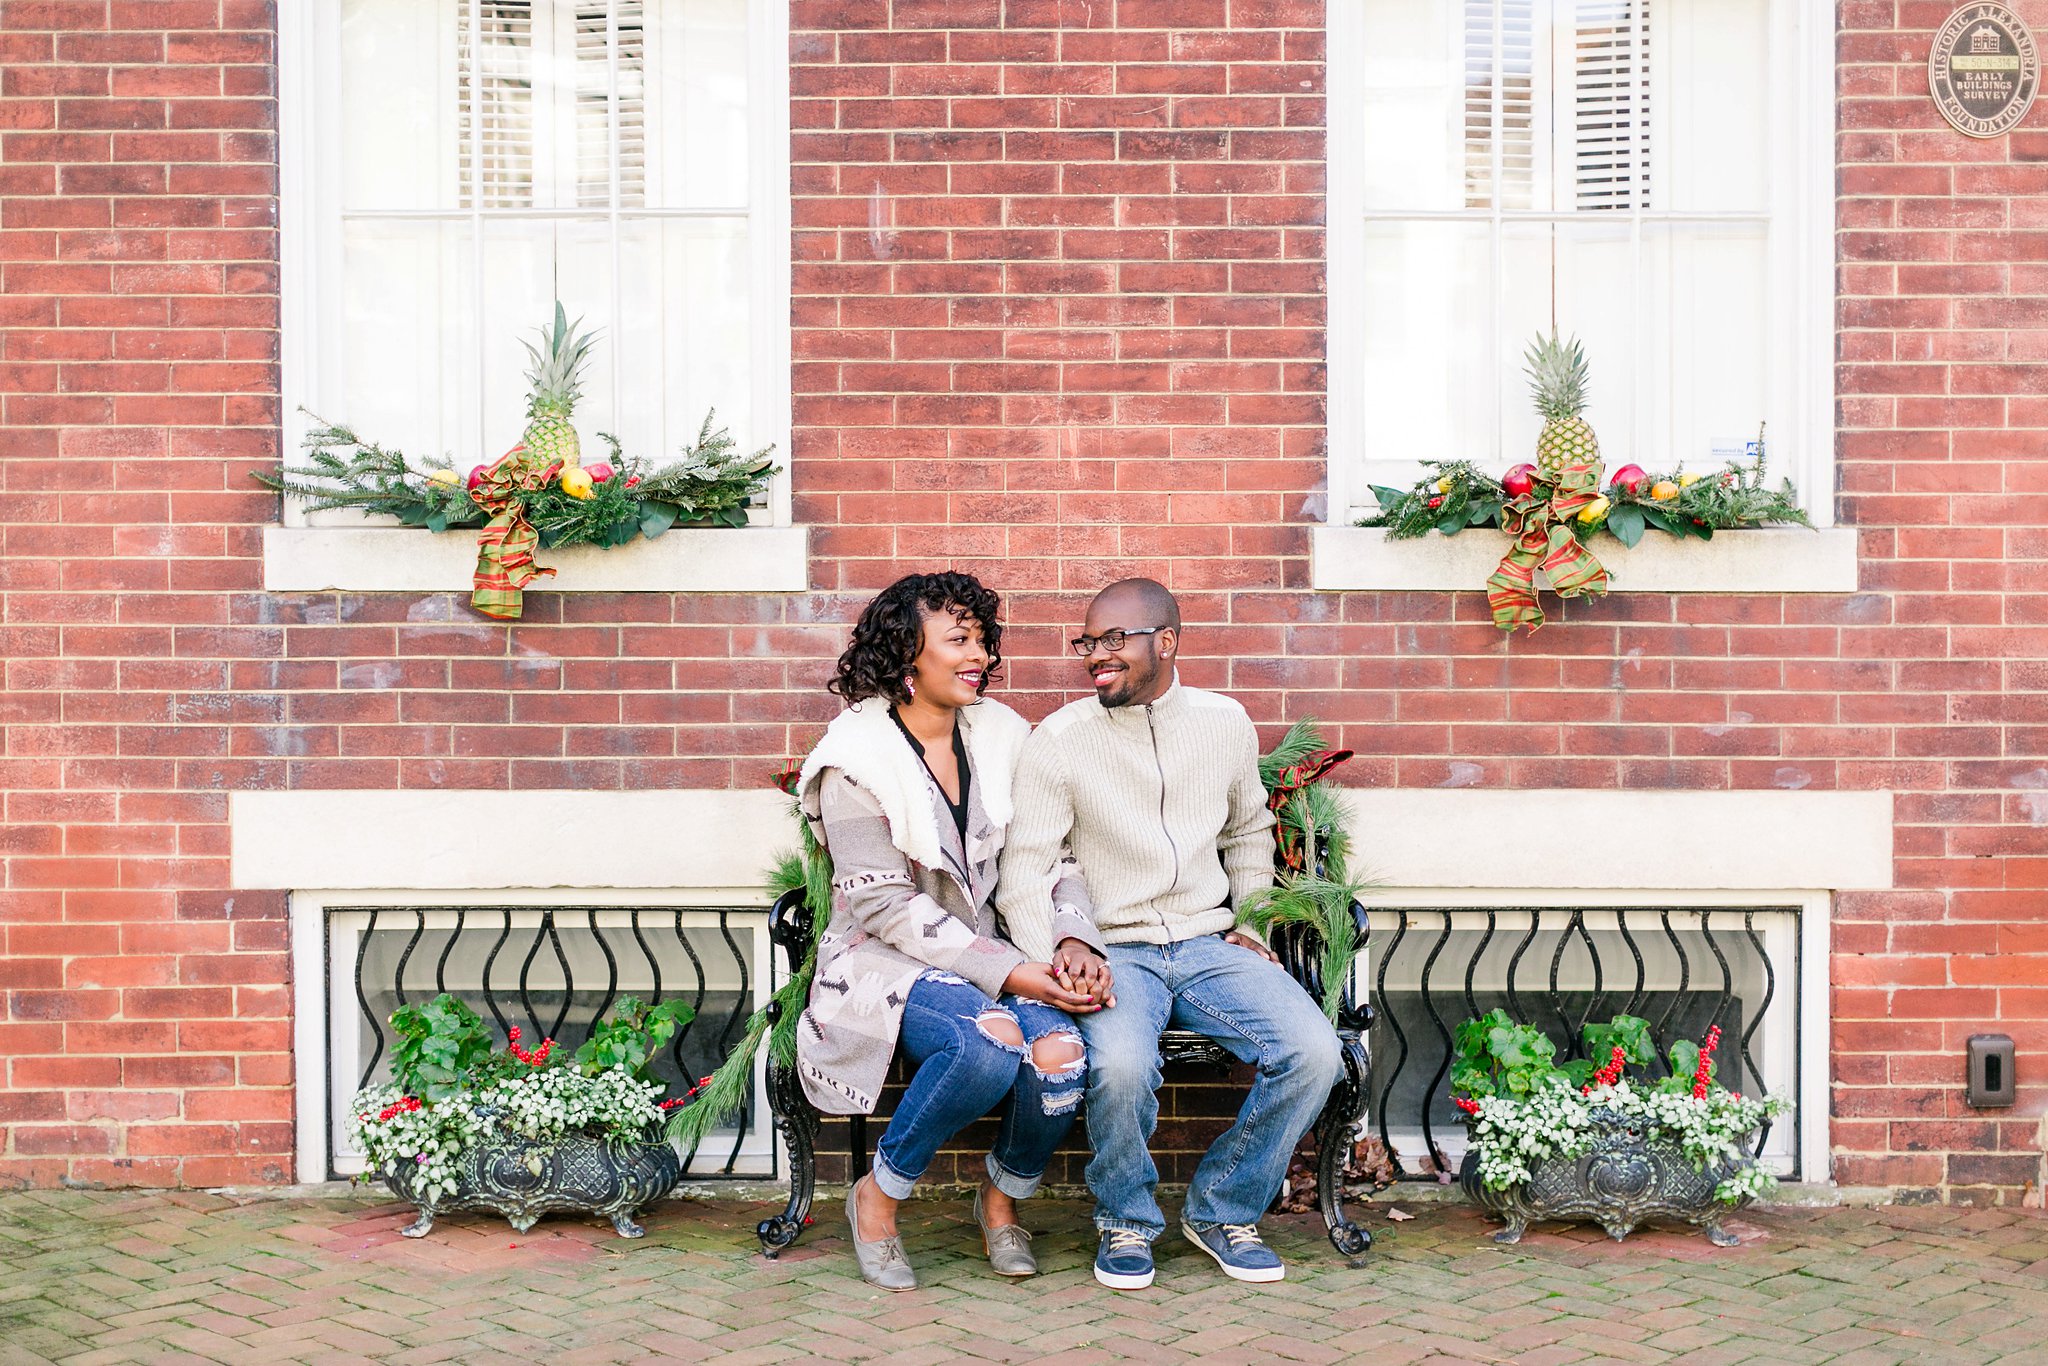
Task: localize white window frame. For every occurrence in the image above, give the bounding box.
[292,889,777,1183]
[274,1,799,593]
[1361,888,1830,1187]
[1325,0,1836,535]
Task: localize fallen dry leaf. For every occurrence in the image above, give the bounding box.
[1386,1207,1414,1221]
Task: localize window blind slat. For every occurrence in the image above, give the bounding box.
[1571,0,1650,211]
[576,1,647,208]
[458,0,536,210]
[1463,1,1536,210]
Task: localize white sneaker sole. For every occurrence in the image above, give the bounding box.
[1093,1260,1156,1290]
[1181,1222,1285,1283]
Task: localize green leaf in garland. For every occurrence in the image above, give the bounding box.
[1370,484,1408,512]
[1640,505,1683,537]
[426,510,448,533]
[1466,497,1501,527]
[1694,521,1714,541]
[1605,502,1646,548]
[639,500,681,539]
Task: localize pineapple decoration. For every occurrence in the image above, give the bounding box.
[1525,331,1599,480]
[1486,330,1611,633]
[520,302,599,470]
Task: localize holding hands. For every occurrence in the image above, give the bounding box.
[1002,961,1100,1012]
[1052,937,1116,1011]
[1003,940,1117,1013]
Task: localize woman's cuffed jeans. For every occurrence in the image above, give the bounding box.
[870,971,1086,1201]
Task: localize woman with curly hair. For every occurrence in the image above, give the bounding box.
[791,572,1112,1291]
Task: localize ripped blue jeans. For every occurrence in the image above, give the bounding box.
[870,971,1087,1202]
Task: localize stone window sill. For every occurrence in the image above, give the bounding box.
[1310,525,1859,594]
[261,524,809,595]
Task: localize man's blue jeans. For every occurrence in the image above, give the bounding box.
[1076,933,1342,1238]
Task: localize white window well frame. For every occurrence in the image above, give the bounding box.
[293,888,779,1184]
[1360,888,1830,1187]
[1320,1,1842,594]
[275,0,800,595]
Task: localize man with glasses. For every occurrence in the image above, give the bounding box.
[996,578,1341,1290]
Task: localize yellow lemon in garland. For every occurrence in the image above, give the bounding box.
[559,466,595,501]
[426,466,462,490]
[1437,477,1454,494]
[1650,479,1680,501]
[1576,494,1610,525]
[1678,470,1701,487]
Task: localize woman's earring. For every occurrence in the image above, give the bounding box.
[903,674,915,699]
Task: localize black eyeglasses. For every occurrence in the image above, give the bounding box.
[1070,627,1163,657]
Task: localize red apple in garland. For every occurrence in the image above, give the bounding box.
[466,464,488,492]
[585,462,615,484]
[1609,463,1649,494]
[1501,463,1537,498]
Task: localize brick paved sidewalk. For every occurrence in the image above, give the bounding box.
[2,1188,2046,1365]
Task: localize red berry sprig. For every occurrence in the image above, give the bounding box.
[1593,1044,1626,1089]
[506,1025,554,1067]
[1692,1025,1722,1100]
[377,1096,422,1122]
[1452,1096,1481,1116]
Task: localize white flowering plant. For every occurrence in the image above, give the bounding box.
[347,993,693,1203]
[1451,1009,1788,1205]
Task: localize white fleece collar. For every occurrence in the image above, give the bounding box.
[798,697,1030,870]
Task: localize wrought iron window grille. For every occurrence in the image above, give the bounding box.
[1362,905,1799,1182]
[326,904,771,1180]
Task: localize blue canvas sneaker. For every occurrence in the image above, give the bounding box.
[1093,1228,1156,1290]
[1182,1221,1285,1283]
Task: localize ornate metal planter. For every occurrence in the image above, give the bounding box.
[382,1130,683,1239]
[1459,1108,1753,1246]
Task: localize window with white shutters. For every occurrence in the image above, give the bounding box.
[1335,0,1830,522]
[289,0,785,525]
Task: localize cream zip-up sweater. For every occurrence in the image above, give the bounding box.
[997,680,1276,964]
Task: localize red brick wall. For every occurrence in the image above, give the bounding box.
[1833,0,2047,1199]
[0,0,289,1188]
[0,0,2043,1201]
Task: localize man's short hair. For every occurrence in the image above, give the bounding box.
[1096,577,1181,633]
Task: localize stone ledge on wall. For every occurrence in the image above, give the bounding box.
[261,525,809,595]
[232,789,794,891]
[235,787,1894,896]
[1311,525,1860,595]
[1340,788,1894,891]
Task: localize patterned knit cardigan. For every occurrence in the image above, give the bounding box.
[793,698,1046,1115]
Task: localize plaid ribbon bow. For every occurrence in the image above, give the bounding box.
[1484,456,1610,633]
[469,444,560,621]
[1266,746,1353,875]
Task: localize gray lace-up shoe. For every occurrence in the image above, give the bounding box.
[845,1175,916,1291]
[974,1185,1037,1277]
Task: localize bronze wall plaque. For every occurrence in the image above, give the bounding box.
[1930,3,2039,138]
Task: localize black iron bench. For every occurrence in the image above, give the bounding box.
[752,886,1375,1260]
